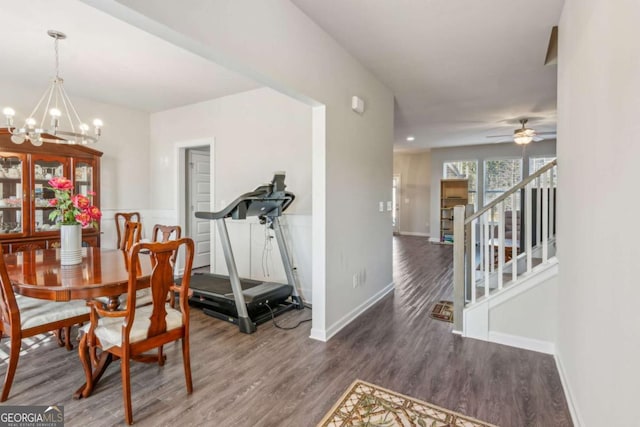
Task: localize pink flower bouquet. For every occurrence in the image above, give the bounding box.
[48,177,101,228]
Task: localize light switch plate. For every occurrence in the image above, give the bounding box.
[386,201,392,211]
[379,201,384,212]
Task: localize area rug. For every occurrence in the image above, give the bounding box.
[317,380,496,427]
[429,300,454,323]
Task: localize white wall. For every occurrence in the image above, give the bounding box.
[0,81,150,248]
[150,88,311,214]
[149,87,313,300]
[94,0,395,340]
[393,151,431,236]
[429,140,556,241]
[489,272,557,353]
[557,1,640,425]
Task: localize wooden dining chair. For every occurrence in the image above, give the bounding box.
[79,238,195,425]
[0,247,91,401]
[114,212,141,249]
[151,224,182,266]
[120,221,142,252]
[11,246,76,351]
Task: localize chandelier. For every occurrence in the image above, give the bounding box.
[2,30,102,146]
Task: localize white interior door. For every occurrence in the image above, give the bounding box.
[188,149,211,268]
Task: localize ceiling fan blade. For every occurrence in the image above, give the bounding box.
[533,136,545,142]
[535,131,557,136]
[486,134,513,138]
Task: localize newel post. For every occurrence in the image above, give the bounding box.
[452,205,466,334]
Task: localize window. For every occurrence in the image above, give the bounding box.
[529,156,557,186]
[443,160,477,207]
[529,156,555,174]
[484,158,522,209]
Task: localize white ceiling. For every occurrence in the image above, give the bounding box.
[291,0,563,149]
[0,0,259,113]
[0,1,563,149]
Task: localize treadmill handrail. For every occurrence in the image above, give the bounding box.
[195,191,295,221]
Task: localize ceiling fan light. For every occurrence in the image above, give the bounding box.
[514,135,533,145]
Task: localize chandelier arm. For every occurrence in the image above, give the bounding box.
[38,85,56,130]
[26,85,53,128]
[59,84,82,132]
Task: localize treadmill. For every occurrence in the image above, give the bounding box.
[189,173,304,333]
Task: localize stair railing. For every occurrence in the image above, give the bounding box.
[452,159,557,332]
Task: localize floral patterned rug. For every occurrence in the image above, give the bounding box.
[318,380,497,427]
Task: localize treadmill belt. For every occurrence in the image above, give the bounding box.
[189,273,262,295]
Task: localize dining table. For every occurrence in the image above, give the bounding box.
[4,247,154,398]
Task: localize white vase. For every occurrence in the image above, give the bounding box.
[60,224,82,265]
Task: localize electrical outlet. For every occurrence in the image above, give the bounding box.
[353,273,359,288]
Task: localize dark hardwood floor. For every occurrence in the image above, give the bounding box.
[0,236,572,426]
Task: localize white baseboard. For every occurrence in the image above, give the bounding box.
[309,327,327,341]
[554,350,584,427]
[310,281,395,342]
[399,231,430,237]
[488,331,555,355]
[300,286,313,305]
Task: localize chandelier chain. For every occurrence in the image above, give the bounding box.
[54,36,60,79]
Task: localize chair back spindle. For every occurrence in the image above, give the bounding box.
[121,221,143,252]
[115,212,141,249]
[151,224,182,267]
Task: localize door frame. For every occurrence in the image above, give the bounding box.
[175,138,215,274]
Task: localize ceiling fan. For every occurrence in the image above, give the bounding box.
[486,119,555,145]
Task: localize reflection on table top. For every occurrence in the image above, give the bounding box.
[4,247,153,301]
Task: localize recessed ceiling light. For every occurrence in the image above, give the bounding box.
[406,136,415,141]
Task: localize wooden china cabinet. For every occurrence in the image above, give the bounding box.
[0,129,102,253]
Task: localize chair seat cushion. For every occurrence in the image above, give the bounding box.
[17,296,90,330]
[90,304,183,350]
[95,288,153,309]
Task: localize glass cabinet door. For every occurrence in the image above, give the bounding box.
[74,160,95,196]
[0,153,27,237]
[32,155,68,234]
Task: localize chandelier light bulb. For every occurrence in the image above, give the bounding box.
[49,108,61,130]
[79,123,89,134]
[25,117,37,129]
[3,107,14,127]
[93,119,103,137]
